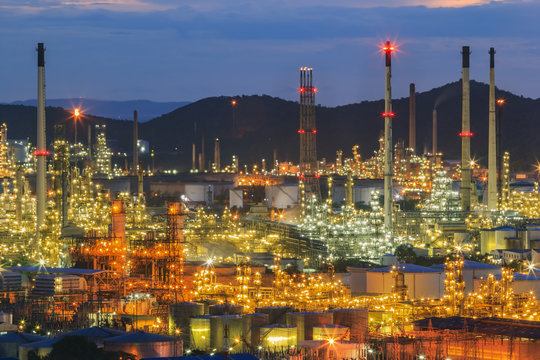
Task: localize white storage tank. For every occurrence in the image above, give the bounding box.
[229,188,244,209]
[242,313,269,348]
[265,184,298,209]
[260,324,297,348]
[0,332,45,359]
[190,315,211,351]
[210,315,243,352]
[286,312,333,341]
[313,324,349,341]
[103,332,181,359]
[331,309,368,342]
[365,264,444,300]
[169,302,205,347]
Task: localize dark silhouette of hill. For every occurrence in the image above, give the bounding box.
[7,99,189,122]
[0,80,538,171]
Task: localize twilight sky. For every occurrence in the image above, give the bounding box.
[0,0,538,106]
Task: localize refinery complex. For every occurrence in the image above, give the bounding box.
[0,42,540,360]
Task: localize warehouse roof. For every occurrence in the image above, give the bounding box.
[104,332,175,343]
[431,260,500,271]
[0,332,45,343]
[62,327,126,338]
[370,264,440,273]
[414,317,540,339]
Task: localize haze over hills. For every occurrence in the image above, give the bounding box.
[0,80,539,172]
[6,99,190,122]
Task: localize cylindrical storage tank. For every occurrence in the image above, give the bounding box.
[242,313,269,349]
[0,333,45,359]
[190,316,211,351]
[169,302,205,348]
[313,324,350,341]
[255,306,294,324]
[103,332,181,359]
[196,299,219,315]
[0,313,12,324]
[260,324,297,348]
[286,312,333,341]
[331,309,368,342]
[210,315,243,352]
[209,303,243,316]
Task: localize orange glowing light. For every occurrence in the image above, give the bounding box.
[231,100,237,106]
[497,99,505,105]
[74,108,81,117]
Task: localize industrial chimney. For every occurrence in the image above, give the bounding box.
[382,41,394,234]
[432,109,437,157]
[409,83,416,152]
[461,46,472,211]
[133,110,138,175]
[36,43,47,240]
[214,138,220,172]
[487,48,497,210]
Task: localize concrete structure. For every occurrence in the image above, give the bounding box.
[169,302,204,347]
[461,46,472,211]
[488,47,498,210]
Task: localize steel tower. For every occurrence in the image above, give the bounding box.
[298,67,319,196]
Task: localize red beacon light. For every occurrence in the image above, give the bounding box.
[34,150,50,156]
[382,112,395,118]
[299,87,305,93]
[298,129,305,134]
[459,131,474,137]
[311,129,317,134]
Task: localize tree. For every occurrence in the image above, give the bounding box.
[394,244,416,264]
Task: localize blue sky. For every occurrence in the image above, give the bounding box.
[0,0,538,106]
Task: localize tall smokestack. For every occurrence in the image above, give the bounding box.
[383,41,394,234]
[87,124,92,161]
[409,83,416,152]
[192,143,196,171]
[488,47,497,210]
[214,138,220,172]
[200,134,205,172]
[36,43,47,240]
[461,46,472,211]
[432,109,437,156]
[133,110,138,175]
